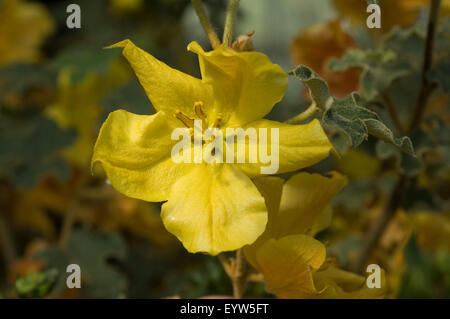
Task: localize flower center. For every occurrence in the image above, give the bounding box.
[174,101,223,141]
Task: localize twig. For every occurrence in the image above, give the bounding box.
[409,0,442,131]
[349,176,408,273]
[0,212,17,267]
[381,91,404,134]
[231,249,247,298]
[350,0,442,273]
[223,0,240,47]
[191,0,221,49]
[285,102,318,124]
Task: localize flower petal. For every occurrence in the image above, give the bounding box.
[274,171,348,237]
[244,176,284,270]
[255,235,326,298]
[234,119,335,176]
[92,110,192,202]
[313,265,386,298]
[188,41,288,127]
[161,164,267,255]
[108,39,213,117]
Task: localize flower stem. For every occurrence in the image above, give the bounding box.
[409,0,441,131]
[218,253,232,278]
[231,249,247,298]
[223,0,240,47]
[285,102,318,124]
[191,0,221,49]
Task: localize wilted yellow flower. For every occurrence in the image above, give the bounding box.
[244,172,386,298]
[12,179,67,239]
[0,0,54,67]
[47,72,104,167]
[411,211,450,252]
[367,208,412,298]
[47,61,130,167]
[92,40,334,255]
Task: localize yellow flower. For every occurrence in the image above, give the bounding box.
[0,0,54,67]
[47,71,104,167]
[47,61,130,167]
[92,39,334,255]
[244,172,386,298]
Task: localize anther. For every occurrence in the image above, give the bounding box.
[174,110,194,128]
[213,113,223,128]
[194,101,207,122]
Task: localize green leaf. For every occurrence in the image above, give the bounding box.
[0,64,56,98]
[324,93,415,156]
[100,79,152,123]
[47,47,120,84]
[329,132,351,155]
[376,141,421,176]
[288,65,333,111]
[289,64,415,156]
[329,49,397,71]
[376,127,434,176]
[37,228,127,298]
[428,61,450,93]
[329,49,410,100]
[398,236,450,298]
[15,268,59,298]
[382,25,426,68]
[365,118,415,156]
[323,93,377,147]
[0,112,75,187]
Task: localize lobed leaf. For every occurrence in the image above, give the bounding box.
[289,65,415,155]
[37,228,127,298]
[0,113,76,187]
[323,93,377,147]
[329,49,410,100]
[428,61,450,93]
[288,65,333,111]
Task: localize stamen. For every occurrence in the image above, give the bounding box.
[213,113,223,128]
[194,101,207,122]
[174,110,194,128]
[189,127,195,142]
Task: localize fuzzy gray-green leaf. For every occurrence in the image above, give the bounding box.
[288,65,333,111]
[323,93,377,147]
[366,119,415,156]
[329,49,410,100]
[323,93,415,155]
